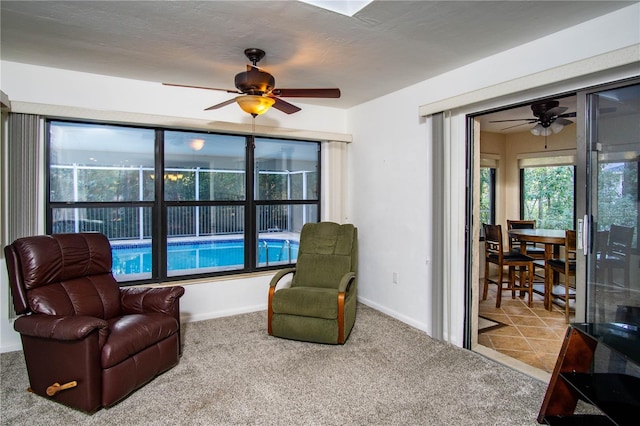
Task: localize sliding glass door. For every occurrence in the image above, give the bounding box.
[584,81,640,324]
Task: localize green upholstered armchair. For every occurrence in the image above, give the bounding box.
[268,222,358,344]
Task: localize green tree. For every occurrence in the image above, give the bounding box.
[523,166,574,229]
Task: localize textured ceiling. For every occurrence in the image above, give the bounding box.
[0,1,632,121]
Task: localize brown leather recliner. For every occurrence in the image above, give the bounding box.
[4,233,185,413]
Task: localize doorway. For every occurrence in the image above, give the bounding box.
[471,94,577,376]
[467,78,640,377]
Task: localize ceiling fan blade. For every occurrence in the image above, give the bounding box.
[204,98,237,111]
[271,88,341,98]
[271,97,301,114]
[489,118,537,123]
[545,106,568,116]
[555,118,574,126]
[500,122,535,131]
[559,112,577,118]
[163,82,240,94]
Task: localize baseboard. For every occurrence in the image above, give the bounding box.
[0,343,22,354]
[180,303,268,323]
[357,296,430,334]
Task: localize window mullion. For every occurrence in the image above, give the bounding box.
[246,135,256,271]
[154,129,167,280]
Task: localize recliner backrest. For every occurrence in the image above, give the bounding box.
[292,222,357,289]
[5,233,121,319]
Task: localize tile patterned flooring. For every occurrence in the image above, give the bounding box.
[478,283,572,373]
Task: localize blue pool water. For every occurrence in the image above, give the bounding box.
[112,238,299,276]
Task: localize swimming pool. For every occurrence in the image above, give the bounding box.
[112,238,299,278]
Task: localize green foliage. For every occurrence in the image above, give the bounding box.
[479,168,493,225]
[523,166,574,230]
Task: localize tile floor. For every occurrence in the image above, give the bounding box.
[478,282,572,373]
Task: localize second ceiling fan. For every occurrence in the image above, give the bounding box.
[490,99,576,135]
[164,48,341,116]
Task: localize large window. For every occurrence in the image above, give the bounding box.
[47,120,320,283]
[520,164,575,230]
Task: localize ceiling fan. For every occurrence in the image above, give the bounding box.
[164,48,341,116]
[489,100,576,136]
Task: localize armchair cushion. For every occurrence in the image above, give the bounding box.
[271,287,341,319]
[28,275,121,318]
[293,254,352,289]
[292,222,355,290]
[102,313,179,368]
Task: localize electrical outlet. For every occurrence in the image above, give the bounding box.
[392,272,399,284]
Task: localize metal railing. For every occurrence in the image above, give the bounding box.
[51,164,315,239]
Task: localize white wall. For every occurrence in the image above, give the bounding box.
[1,3,639,352]
[346,3,640,344]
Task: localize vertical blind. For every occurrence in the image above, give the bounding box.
[6,113,42,319]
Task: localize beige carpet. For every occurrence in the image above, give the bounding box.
[1,304,548,425]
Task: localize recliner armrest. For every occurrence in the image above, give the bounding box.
[269,267,296,288]
[120,286,185,316]
[338,272,357,293]
[14,315,109,341]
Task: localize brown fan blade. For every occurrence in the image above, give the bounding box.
[163,82,240,94]
[545,106,568,116]
[204,98,237,111]
[555,118,574,126]
[489,118,537,123]
[559,112,577,118]
[500,122,536,131]
[270,97,301,114]
[271,88,341,98]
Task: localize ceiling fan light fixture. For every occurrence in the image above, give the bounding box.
[530,123,543,136]
[236,95,275,116]
[550,121,564,134]
[530,123,553,137]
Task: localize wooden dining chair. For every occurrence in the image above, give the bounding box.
[507,219,546,286]
[506,220,545,259]
[547,230,576,323]
[483,223,535,308]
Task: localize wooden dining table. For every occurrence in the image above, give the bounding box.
[507,228,566,310]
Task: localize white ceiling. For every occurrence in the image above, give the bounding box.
[0,1,632,125]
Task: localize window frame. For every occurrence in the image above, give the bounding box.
[46,119,321,285]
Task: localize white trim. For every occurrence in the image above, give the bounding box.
[0,91,10,111]
[517,149,577,168]
[516,149,576,160]
[480,155,499,168]
[419,45,640,117]
[9,101,353,143]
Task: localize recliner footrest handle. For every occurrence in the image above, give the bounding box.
[46,381,78,396]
